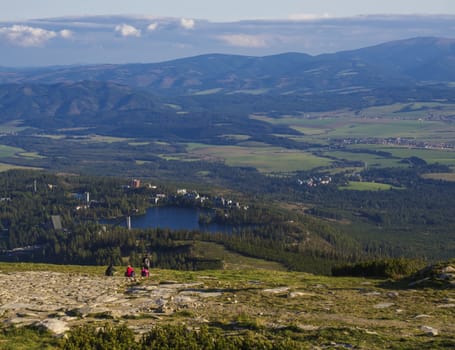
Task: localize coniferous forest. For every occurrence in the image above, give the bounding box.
[0,166,453,274]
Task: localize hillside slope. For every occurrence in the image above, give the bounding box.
[0,262,453,349]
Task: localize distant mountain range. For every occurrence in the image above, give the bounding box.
[1,15,455,66]
[0,37,454,96]
[0,37,454,140]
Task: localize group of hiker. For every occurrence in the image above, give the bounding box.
[105,255,151,278]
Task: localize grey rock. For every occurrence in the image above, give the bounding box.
[288,292,316,298]
[198,292,223,298]
[374,302,394,309]
[37,319,69,335]
[441,266,455,273]
[362,291,381,296]
[262,287,290,294]
[297,324,320,331]
[420,325,438,336]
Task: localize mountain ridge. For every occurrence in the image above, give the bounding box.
[0,37,454,95]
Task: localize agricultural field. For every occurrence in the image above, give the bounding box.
[253,105,455,143]
[347,145,455,166]
[0,162,42,172]
[18,152,46,159]
[34,133,132,144]
[422,173,455,182]
[185,143,332,172]
[323,150,404,168]
[0,121,28,134]
[339,181,402,191]
[0,102,454,177]
[246,104,455,173]
[0,144,25,158]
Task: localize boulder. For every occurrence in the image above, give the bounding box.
[262,287,290,295]
[441,266,455,273]
[37,319,69,336]
[420,325,438,336]
[374,302,394,309]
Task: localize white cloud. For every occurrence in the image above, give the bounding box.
[115,23,141,37]
[0,25,73,47]
[180,18,195,30]
[218,34,268,48]
[59,29,73,38]
[288,13,331,21]
[147,23,158,31]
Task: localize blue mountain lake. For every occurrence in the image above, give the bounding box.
[103,206,238,233]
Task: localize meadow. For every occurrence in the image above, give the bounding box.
[339,181,402,191]
[185,143,332,172]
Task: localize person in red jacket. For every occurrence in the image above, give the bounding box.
[125,265,135,277]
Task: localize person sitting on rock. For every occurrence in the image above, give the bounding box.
[125,265,135,278]
[141,266,150,277]
[105,263,116,276]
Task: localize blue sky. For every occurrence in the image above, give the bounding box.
[2,0,455,21]
[1,1,455,66]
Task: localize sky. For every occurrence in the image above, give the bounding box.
[2,0,455,22]
[1,1,455,66]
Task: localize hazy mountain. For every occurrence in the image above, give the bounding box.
[0,81,173,133]
[334,37,455,81]
[0,37,453,96]
[0,81,299,141]
[1,15,455,66]
[0,37,454,141]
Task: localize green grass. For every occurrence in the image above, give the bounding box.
[0,163,42,172]
[0,121,27,133]
[325,150,404,168]
[339,181,402,191]
[0,262,105,274]
[252,104,455,148]
[0,144,24,158]
[158,154,200,162]
[18,152,45,159]
[0,326,60,350]
[348,145,455,166]
[257,114,423,139]
[128,141,150,146]
[76,135,132,143]
[193,241,286,271]
[328,120,439,139]
[290,126,328,135]
[186,144,332,172]
[421,172,455,182]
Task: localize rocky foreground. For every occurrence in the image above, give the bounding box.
[0,265,454,349]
